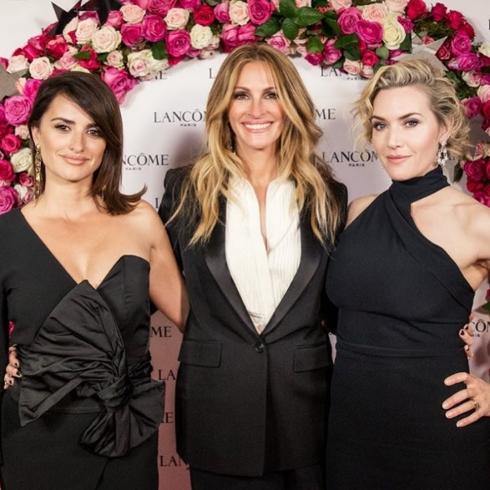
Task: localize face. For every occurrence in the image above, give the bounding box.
[227,61,285,157]
[370,85,448,181]
[32,94,106,187]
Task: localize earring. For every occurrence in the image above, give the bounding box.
[34,145,42,198]
[437,142,448,167]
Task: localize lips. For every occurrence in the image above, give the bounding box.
[62,155,88,165]
[386,154,410,163]
[242,122,272,131]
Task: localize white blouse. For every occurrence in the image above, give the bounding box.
[225,176,301,333]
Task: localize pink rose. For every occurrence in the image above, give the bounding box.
[398,16,413,33]
[148,0,177,16]
[266,32,291,54]
[356,19,383,46]
[0,186,17,214]
[221,23,256,52]
[214,2,230,23]
[0,134,21,155]
[458,22,475,40]
[323,38,342,65]
[166,30,191,58]
[362,50,379,66]
[0,159,15,185]
[361,4,388,24]
[46,36,68,59]
[180,0,201,9]
[436,40,451,61]
[121,4,146,24]
[343,59,362,75]
[106,10,124,28]
[78,47,101,70]
[450,31,472,57]
[121,23,145,47]
[22,79,42,102]
[464,159,486,181]
[482,100,490,120]
[143,14,167,41]
[194,4,215,26]
[4,96,32,125]
[55,51,78,71]
[478,85,490,104]
[456,53,481,72]
[101,67,138,103]
[329,0,352,12]
[462,96,482,119]
[431,2,446,21]
[406,0,427,20]
[446,10,464,30]
[305,52,323,65]
[18,172,34,187]
[385,0,408,14]
[361,64,374,78]
[248,0,273,25]
[338,7,362,35]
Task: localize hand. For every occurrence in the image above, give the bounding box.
[459,318,475,359]
[3,346,21,389]
[442,372,490,427]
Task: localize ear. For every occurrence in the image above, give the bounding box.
[31,126,40,147]
[438,121,451,146]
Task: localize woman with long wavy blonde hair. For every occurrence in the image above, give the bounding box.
[159,43,347,489]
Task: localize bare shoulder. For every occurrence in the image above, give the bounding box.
[125,200,164,232]
[346,194,378,226]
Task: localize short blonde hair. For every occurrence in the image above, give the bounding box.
[355,58,470,160]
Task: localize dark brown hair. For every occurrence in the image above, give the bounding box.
[28,71,144,214]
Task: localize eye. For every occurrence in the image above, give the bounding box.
[54,123,70,132]
[372,121,386,131]
[233,91,249,100]
[265,91,278,100]
[87,127,102,137]
[404,119,419,128]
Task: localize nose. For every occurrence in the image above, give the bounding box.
[386,126,402,149]
[249,97,265,118]
[69,130,84,153]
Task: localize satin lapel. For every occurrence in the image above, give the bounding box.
[262,215,323,336]
[203,199,257,334]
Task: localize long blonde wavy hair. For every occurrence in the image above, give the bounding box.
[354,58,470,160]
[172,43,342,245]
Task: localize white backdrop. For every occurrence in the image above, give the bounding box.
[0,1,489,489]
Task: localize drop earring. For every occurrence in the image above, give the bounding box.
[34,145,42,198]
[437,142,448,167]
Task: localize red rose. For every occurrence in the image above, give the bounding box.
[143,14,167,41]
[27,34,49,55]
[446,10,464,30]
[482,100,490,121]
[0,134,21,155]
[464,159,486,181]
[194,4,215,26]
[466,177,484,193]
[305,52,323,66]
[166,30,191,58]
[398,16,413,34]
[0,57,8,69]
[0,159,15,184]
[458,22,475,39]
[78,47,100,71]
[362,50,379,66]
[406,0,427,20]
[121,23,145,48]
[486,160,490,180]
[486,288,490,302]
[46,36,68,60]
[431,2,446,21]
[436,40,451,60]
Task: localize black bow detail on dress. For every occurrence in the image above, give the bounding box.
[17,281,164,458]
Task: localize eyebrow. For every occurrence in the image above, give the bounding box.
[50,117,99,127]
[233,86,276,91]
[371,112,423,121]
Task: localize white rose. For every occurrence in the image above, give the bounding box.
[63,17,79,42]
[478,85,490,103]
[479,42,490,58]
[91,26,122,53]
[8,55,29,74]
[29,57,53,80]
[14,184,29,202]
[128,50,167,79]
[385,0,408,14]
[229,0,250,25]
[70,65,90,73]
[75,18,98,44]
[14,125,30,140]
[164,8,190,30]
[295,0,311,7]
[106,50,125,68]
[462,71,480,88]
[190,25,213,49]
[120,4,146,24]
[362,3,388,23]
[10,147,33,173]
[361,64,374,78]
[199,48,217,60]
[329,0,352,12]
[382,14,406,50]
[343,59,362,75]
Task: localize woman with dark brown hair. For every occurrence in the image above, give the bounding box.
[0,72,186,490]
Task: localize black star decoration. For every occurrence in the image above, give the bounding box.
[50,0,122,36]
[0,65,23,101]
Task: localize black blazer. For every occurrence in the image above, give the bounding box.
[159,167,347,477]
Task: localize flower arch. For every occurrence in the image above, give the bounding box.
[0,0,489,305]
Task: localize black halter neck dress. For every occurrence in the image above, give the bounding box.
[326,167,490,489]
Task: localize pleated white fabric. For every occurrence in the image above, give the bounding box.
[225,176,301,333]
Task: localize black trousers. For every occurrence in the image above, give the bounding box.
[1,390,158,490]
[190,464,325,490]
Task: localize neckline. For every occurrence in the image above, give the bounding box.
[16,208,149,290]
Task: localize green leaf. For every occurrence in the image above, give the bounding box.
[323,16,340,36]
[255,17,281,37]
[399,33,412,52]
[484,301,490,313]
[151,41,168,60]
[97,53,108,63]
[74,51,91,60]
[335,34,358,49]
[296,7,323,27]
[344,45,361,60]
[375,46,389,60]
[312,0,328,6]
[282,18,299,40]
[279,0,297,19]
[205,0,219,5]
[306,36,324,53]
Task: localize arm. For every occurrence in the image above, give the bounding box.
[345,194,377,227]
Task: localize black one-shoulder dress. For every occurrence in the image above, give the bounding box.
[0,209,163,490]
[326,167,490,489]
